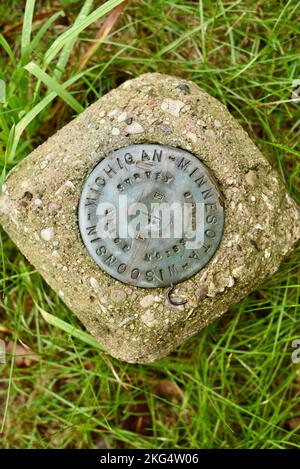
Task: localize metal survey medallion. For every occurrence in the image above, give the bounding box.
[79,144,224,288]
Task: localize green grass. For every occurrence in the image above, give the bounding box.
[0,0,300,449]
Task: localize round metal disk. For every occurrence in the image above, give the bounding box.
[78,144,224,288]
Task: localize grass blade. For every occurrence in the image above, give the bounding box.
[54,0,94,81]
[44,0,125,65]
[39,308,102,349]
[27,10,64,56]
[0,33,16,66]
[8,71,83,162]
[24,61,84,113]
[21,0,36,63]
[79,1,127,70]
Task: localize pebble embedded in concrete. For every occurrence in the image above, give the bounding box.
[41,227,54,241]
[161,98,185,117]
[125,122,144,134]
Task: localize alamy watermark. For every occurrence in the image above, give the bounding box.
[291,79,300,104]
[0,79,5,104]
[96,195,206,249]
[292,339,300,364]
[0,339,5,364]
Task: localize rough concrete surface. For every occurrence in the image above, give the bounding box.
[0,73,299,363]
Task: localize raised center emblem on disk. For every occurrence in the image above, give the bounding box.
[79,144,224,288]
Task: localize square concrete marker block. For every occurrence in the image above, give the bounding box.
[0,73,299,363]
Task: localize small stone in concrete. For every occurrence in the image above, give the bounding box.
[175,83,190,95]
[111,127,120,136]
[141,310,157,327]
[161,98,185,117]
[41,227,54,241]
[125,122,144,134]
[108,109,118,118]
[117,111,128,123]
[186,131,197,143]
[112,290,127,303]
[245,170,258,187]
[90,277,100,292]
[140,295,156,308]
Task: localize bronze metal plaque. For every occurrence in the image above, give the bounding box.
[78,144,224,288]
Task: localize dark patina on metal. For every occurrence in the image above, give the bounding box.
[78,144,224,288]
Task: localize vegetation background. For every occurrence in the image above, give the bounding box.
[0,0,299,449]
